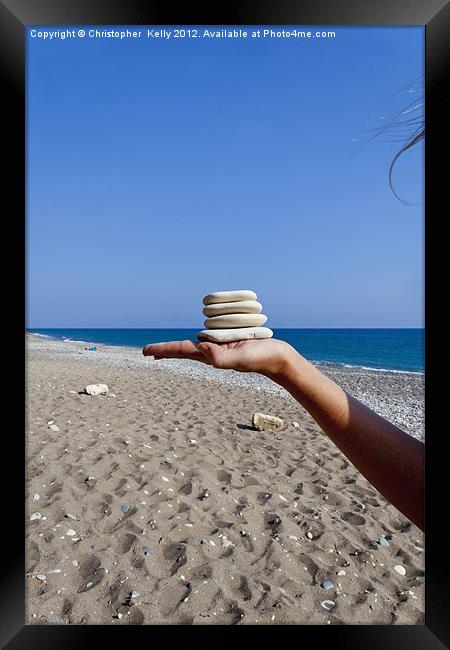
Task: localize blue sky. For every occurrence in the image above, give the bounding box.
[27,26,424,328]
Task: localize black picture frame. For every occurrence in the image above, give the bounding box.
[2,0,449,647]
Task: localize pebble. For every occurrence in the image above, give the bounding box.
[83,384,109,396]
[252,412,283,432]
[36,574,47,581]
[30,512,42,521]
[49,424,60,432]
[121,504,130,513]
[292,422,300,428]
[321,581,334,590]
[32,494,40,501]
[130,591,140,599]
[321,600,336,611]
[48,569,61,574]
[394,565,406,576]
[65,514,77,520]
[378,536,390,547]
[86,582,93,588]
[306,532,313,539]
[66,529,76,536]
[337,570,346,576]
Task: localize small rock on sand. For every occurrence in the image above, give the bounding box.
[83,384,109,396]
[394,565,406,576]
[252,412,283,432]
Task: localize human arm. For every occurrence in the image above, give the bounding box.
[143,339,424,531]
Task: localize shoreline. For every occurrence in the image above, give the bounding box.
[27,331,425,376]
[26,333,424,440]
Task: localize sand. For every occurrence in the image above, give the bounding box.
[26,335,425,625]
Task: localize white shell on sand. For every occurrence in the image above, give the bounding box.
[197,327,273,342]
[204,313,267,329]
[203,300,262,317]
[203,290,257,306]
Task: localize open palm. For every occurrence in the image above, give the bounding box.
[142,338,293,376]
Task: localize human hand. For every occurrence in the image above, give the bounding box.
[142,338,298,378]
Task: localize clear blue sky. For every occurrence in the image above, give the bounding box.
[27,26,424,328]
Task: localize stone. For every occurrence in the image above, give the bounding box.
[394,564,406,576]
[66,529,76,536]
[378,536,390,547]
[84,384,109,396]
[292,422,300,428]
[30,512,42,521]
[203,290,257,305]
[321,581,334,590]
[204,313,267,329]
[32,494,40,501]
[320,600,336,611]
[36,574,47,581]
[49,424,60,432]
[197,326,273,343]
[252,412,283,432]
[203,300,262,317]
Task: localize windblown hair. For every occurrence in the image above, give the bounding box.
[368,77,424,204]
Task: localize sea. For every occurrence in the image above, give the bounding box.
[27,328,424,374]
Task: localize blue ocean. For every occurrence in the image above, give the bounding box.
[28,328,424,374]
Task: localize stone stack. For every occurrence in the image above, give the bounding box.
[196,290,273,342]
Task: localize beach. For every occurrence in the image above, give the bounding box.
[26,334,425,625]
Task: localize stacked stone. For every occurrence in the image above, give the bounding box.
[196,290,273,342]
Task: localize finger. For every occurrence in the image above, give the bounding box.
[142,340,209,363]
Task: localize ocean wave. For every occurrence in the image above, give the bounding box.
[28,332,53,339]
[314,359,424,376]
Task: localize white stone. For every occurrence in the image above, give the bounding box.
[197,327,273,343]
[203,300,262,317]
[204,313,267,329]
[252,412,283,432]
[49,424,60,432]
[202,290,257,305]
[84,384,109,396]
[394,564,406,576]
[320,600,336,611]
[30,512,42,521]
